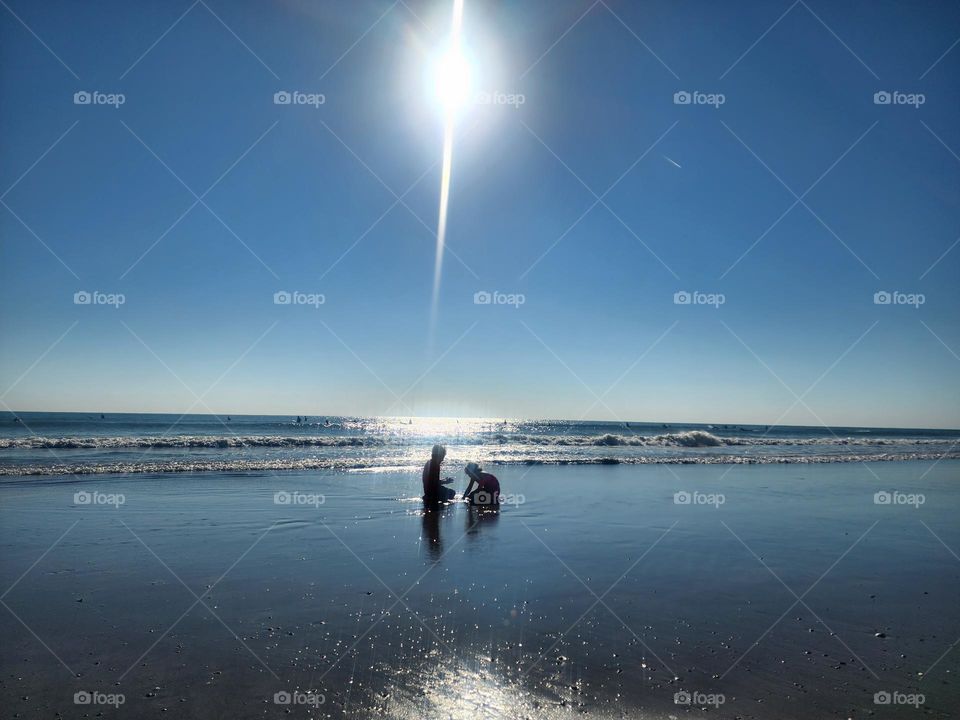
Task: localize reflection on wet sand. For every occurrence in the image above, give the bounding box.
[420,504,449,561]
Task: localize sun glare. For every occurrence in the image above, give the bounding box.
[433,46,472,117]
[429,0,468,343]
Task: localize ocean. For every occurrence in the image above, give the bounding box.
[2,411,958,476]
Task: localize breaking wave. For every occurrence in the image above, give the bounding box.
[2,430,952,451]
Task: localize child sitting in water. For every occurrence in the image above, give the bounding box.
[462,462,500,507]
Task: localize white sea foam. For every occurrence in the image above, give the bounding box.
[1,431,951,450]
[1,451,957,476]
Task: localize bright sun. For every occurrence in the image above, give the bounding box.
[430,0,471,118]
[433,47,472,116]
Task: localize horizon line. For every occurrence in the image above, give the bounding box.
[3,409,958,434]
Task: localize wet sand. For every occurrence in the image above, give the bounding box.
[1,461,958,718]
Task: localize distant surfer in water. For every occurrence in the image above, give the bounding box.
[422,444,456,504]
[462,462,500,507]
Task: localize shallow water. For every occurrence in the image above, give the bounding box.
[2,461,958,718]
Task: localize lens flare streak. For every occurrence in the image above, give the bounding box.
[430,0,466,333]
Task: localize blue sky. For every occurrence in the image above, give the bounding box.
[1,0,958,428]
